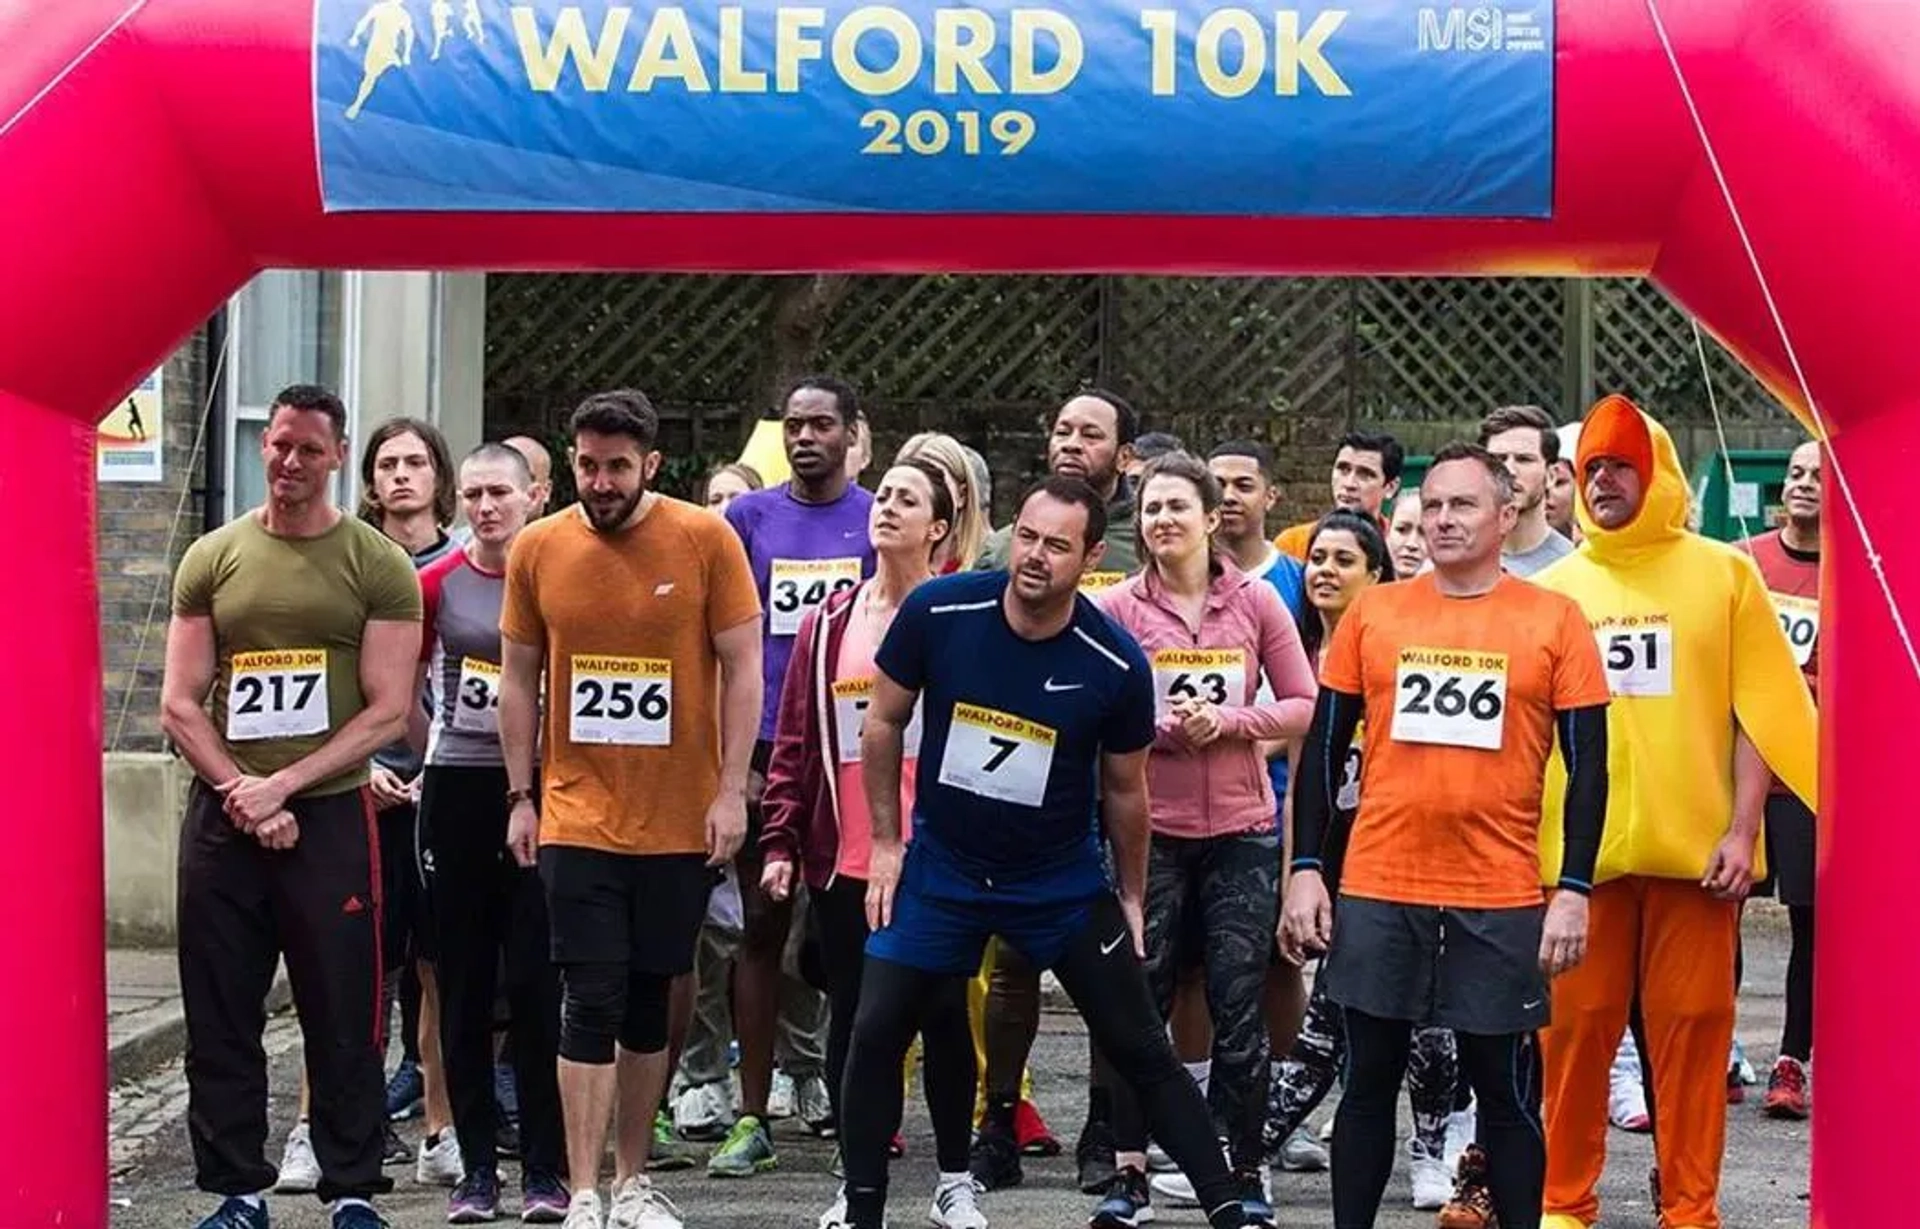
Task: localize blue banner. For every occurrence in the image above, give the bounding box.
[315,1,1553,216]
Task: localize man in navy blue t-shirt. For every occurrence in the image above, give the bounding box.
[838,477,1252,1229]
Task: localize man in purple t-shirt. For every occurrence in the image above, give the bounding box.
[696,376,874,1174]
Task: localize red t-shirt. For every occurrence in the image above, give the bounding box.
[1738,529,1819,796]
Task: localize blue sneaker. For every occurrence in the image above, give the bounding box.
[448,1168,500,1224]
[520,1168,571,1225]
[1088,1165,1151,1228]
[386,1059,425,1121]
[331,1201,390,1229]
[1240,1170,1277,1229]
[194,1196,269,1229]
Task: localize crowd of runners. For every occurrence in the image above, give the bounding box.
[162,377,1821,1229]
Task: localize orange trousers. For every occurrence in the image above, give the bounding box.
[1542,876,1739,1229]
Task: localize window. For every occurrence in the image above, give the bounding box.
[224,271,355,521]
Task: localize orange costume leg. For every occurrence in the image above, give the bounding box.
[1638,878,1739,1229]
[1542,878,1641,1227]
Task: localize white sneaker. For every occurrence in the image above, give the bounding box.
[416,1128,465,1187]
[796,1073,835,1135]
[608,1175,684,1229]
[563,1189,605,1229]
[768,1070,797,1119]
[1144,1142,1176,1173]
[817,1185,850,1229]
[275,1122,321,1194]
[1409,1151,1451,1211]
[673,1081,733,1141]
[1148,1169,1198,1207]
[1442,1106,1476,1172]
[1279,1125,1329,1173]
[929,1176,988,1229]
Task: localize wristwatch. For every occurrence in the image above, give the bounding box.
[506,787,536,806]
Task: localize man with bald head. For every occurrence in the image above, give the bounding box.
[503,435,553,516]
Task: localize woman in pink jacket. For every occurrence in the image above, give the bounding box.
[758,458,986,1229]
[1091,451,1319,1228]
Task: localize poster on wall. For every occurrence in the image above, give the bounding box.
[313,0,1554,218]
[98,369,164,484]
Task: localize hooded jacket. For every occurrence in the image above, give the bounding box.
[1099,560,1318,839]
[1534,395,1818,885]
[759,582,864,890]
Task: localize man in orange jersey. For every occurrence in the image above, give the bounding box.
[1272,431,1404,561]
[499,389,764,1229]
[1281,442,1611,1229]
[1530,396,1816,1229]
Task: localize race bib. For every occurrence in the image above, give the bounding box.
[1151,648,1248,716]
[226,649,329,742]
[1772,594,1818,668]
[568,655,672,746]
[831,676,924,765]
[1391,648,1508,751]
[1077,571,1127,596]
[937,702,1056,807]
[1596,615,1674,698]
[768,558,861,637]
[451,657,501,735]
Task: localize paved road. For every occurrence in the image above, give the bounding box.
[111,906,1811,1228]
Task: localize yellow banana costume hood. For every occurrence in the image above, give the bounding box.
[1537,395,1817,884]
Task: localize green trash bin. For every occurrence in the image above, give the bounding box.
[1691,449,1790,543]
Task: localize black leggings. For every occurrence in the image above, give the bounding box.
[1782,903,1815,1061]
[840,895,1246,1229]
[1333,1009,1543,1229]
[421,766,564,1176]
[812,876,974,1170]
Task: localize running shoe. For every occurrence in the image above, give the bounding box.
[769,1070,797,1120]
[331,1203,390,1229]
[1239,1167,1277,1229]
[929,1175,989,1229]
[671,1081,732,1142]
[382,1122,413,1167]
[1443,1104,1477,1169]
[889,1132,907,1158]
[816,1185,849,1229]
[520,1168,570,1225]
[387,1059,426,1121]
[195,1196,270,1229]
[418,1129,466,1187]
[796,1073,836,1137]
[968,1119,1023,1191]
[1278,1125,1329,1173]
[1436,1144,1497,1229]
[448,1168,500,1224]
[1013,1098,1061,1157]
[1088,1165,1153,1228]
[1409,1145,1452,1212]
[607,1176,683,1229]
[1075,1117,1117,1195]
[559,1189,602,1229]
[1143,1141,1175,1173]
[649,1109,699,1171]
[1763,1056,1811,1120]
[706,1114,778,1177]
[1147,1170,1197,1207]
[276,1123,321,1194]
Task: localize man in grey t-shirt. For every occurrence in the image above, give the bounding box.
[1481,404,1576,578]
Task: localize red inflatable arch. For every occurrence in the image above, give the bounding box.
[1,0,1913,1223]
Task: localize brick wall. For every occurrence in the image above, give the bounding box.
[100,332,208,752]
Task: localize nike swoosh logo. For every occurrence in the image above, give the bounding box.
[1100,933,1128,955]
[1522,999,1543,1010]
[1043,678,1083,693]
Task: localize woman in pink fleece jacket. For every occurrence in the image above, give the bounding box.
[1091,451,1318,1226]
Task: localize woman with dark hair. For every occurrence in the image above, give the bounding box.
[759,458,986,1229]
[1094,451,1318,1228]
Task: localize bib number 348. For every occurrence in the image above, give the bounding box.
[1391,648,1507,751]
[569,655,672,746]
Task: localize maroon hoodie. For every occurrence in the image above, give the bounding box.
[759,582,864,890]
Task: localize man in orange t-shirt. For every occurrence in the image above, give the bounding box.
[498,389,763,1229]
[1280,443,1610,1229]
[1271,430,1404,561]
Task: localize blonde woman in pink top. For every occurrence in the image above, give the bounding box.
[760,459,988,1229]
[1093,451,1318,1226]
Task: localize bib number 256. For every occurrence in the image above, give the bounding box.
[569,656,672,746]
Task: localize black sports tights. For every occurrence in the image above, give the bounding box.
[840,896,1247,1229]
[1333,1008,1544,1229]
[1781,903,1814,1061]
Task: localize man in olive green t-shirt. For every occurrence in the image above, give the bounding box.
[160,384,421,1229]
